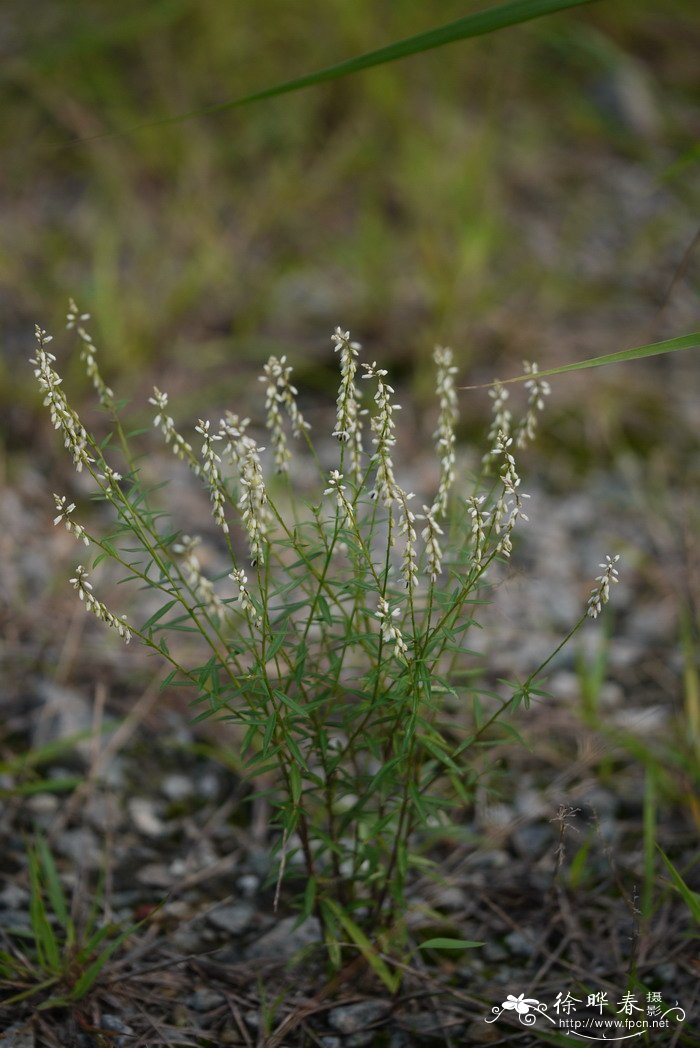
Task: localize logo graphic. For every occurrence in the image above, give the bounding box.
[485,989,686,1041]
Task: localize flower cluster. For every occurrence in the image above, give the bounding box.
[238,441,271,566]
[483,381,511,466]
[98,465,123,495]
[324,470,355,524]
[53,494,89,546]
[493,432,530,559]
[230,568,262,629]
[31,327,92,472]
[466,494,489,569]
[376,598,408,660]
[432,346,458,517]
[149,387,196,467]
[331,327,364,483]
[260,355,309,472]
[195,419,228,534]
[172,535,225,619]
[420,505,444,582]
[219,412,251,469]
[587,554,621,619]
[362,362,400,507]
[69,566,131,642]
[66,300,114,409]
[516,361,551,448]
[397,490,418,593]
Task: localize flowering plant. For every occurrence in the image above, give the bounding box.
[32,306,619,969]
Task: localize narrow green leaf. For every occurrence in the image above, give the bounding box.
[323,900,400,993]
[302,876,317,921]
[417,937,485,950]
[140,598,178,632]
[658,849,700,925]
[266,629,287,662]
[461,331,700,390]
[317,595,333,626]
[289,763,302,806]
[71,0,596,144]
[36,837,68,929]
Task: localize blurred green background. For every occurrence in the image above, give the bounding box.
[2,0,698,443]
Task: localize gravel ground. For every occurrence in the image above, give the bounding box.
[1,354,698,1045]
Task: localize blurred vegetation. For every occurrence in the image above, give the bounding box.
[1,0,698,437]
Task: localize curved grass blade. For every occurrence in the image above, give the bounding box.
[459,331,700,390]
[69,0,597,145]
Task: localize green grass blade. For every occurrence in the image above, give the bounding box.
[68,921,138,1000]
[28,847,60,974]
[461,332,700,389]
[36,837,69,930]
[657,849,700,925]
[71,0,597,144]
[323,900,400,993]
[0,975,60,1007]
[417,937,485,950]
[641,770,656,921]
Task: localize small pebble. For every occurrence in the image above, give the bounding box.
[328,1000,392,1035]
[246,915,321,960]
[100,1015,134,1048]
[504,929,536,957]
[0,884,29,909]
[237,873,260,897]
[0,1026,35,1048]
[161,773,194,801]
[511,822,553,860]
[128,797,168,837]
[186,988,226,1012]
[207,901,255,935]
